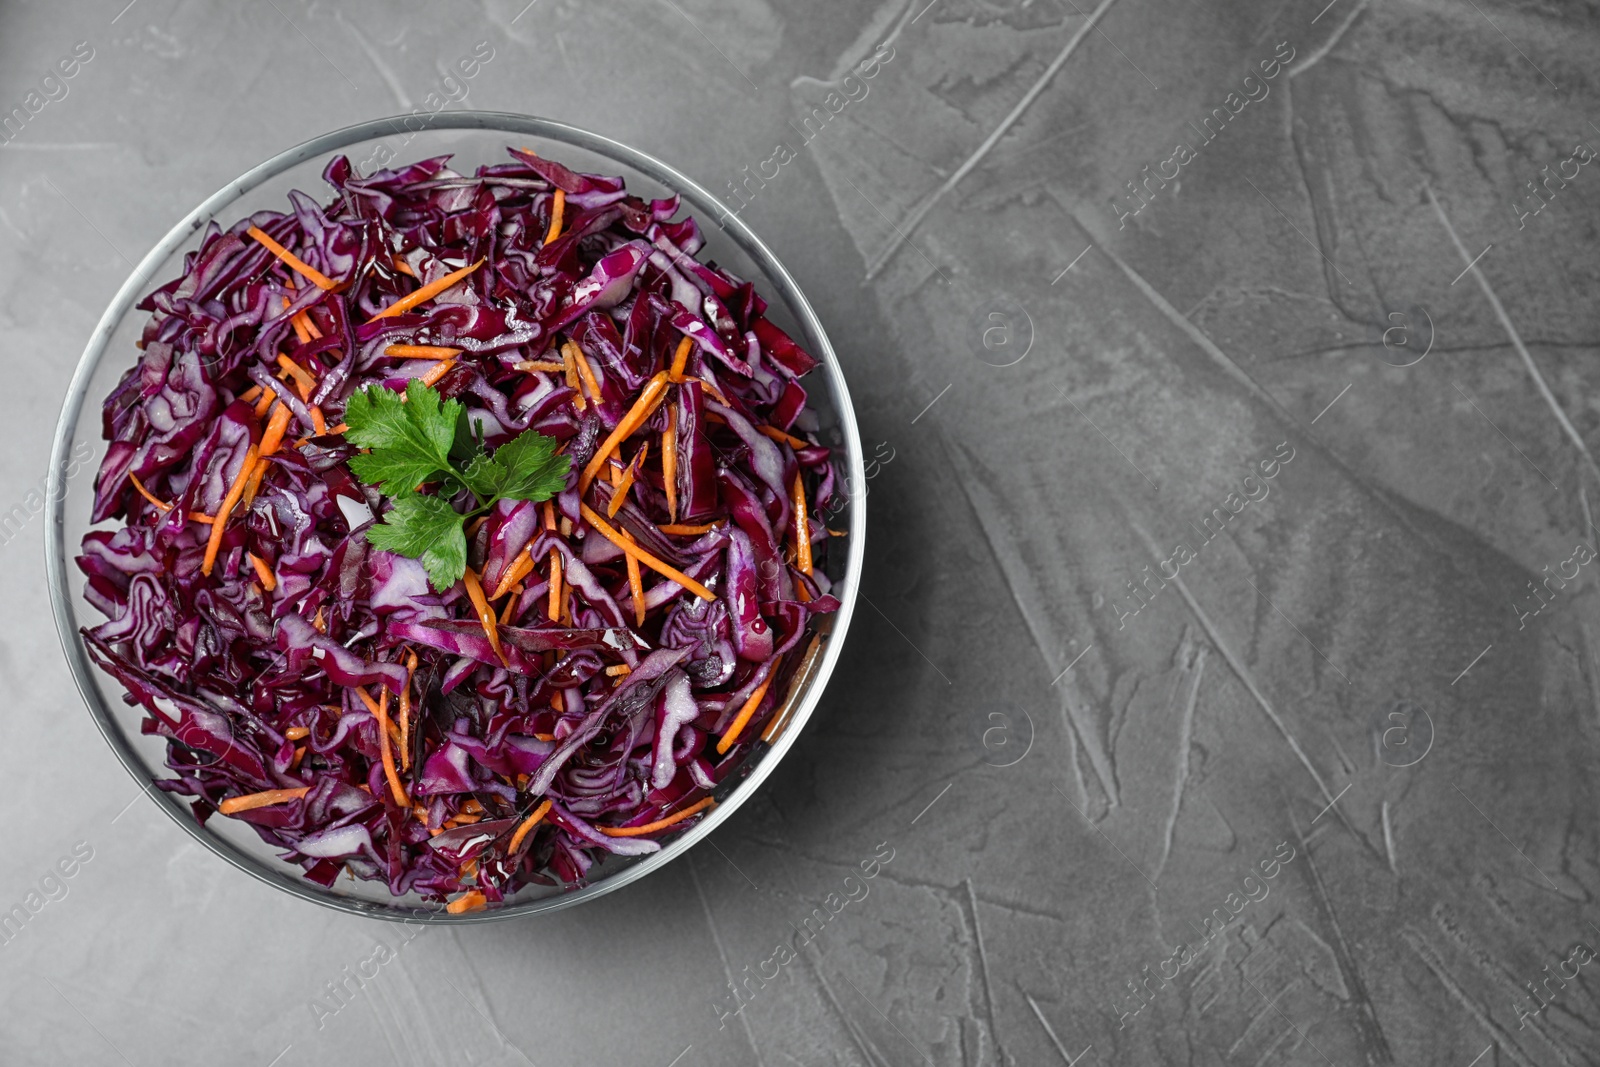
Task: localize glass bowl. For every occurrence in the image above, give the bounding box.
[44,113,865,922]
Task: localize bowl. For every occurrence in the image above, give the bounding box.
[44,113,865,922]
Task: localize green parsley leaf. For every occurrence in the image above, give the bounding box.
[343,380,461,497]
[345,379,570,592]
[460,428,571,503]
[364,493,469,590]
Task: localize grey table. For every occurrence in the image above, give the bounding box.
[4,0,1599,1064]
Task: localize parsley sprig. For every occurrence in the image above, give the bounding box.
[343,380,569,590]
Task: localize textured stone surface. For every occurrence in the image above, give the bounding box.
[2,0,1598,1064]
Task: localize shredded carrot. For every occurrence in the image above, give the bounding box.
[757,424,808,449]
[446,890,487,914]
[189,512,216,525]
[260,402,294,457]
[659,522,717,536]
[284,725,310,741]
[248,552,277,591]
[461,567,509,668]
[355,685,409,807]
[560,342,586,412]
[515,359,565,372]
[202,444,260,577]
[491,546,537,600]
[543,188,567,245]
[717,671,776,754]
[393,256,416,277]
[253,389,275,419]
[607,449,640,518]
[218,786,312,815]
[499,588,522,625]
[286,303,310,345]
[367,259,484,321]
[566,340,602,405]
[791,473,813,576]
[240,385,264,404]
[605,664,633,677]
[294,309,323,340]
[580,504,715,601]
[416,358,457,390]
[445,813,481,828]
[399,649,417,771]
[542,500,557,532]
[622,530,646,627]
[599,796,716,837]
[313,607,326,633]
[310,405,327,436]
[247,225,337,290]
[508,799,553,852]
[385,344,462,360]
[663,405,679,522]
[546,550,563,622]
[276,354,317,400]
[579,372,669,495]
[550,689,563,713]
[329,422,348,434]
[241,455,270,509]
[669,336,693,380]
[128,473,172,512]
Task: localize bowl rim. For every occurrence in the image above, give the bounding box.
[44,111,866,923]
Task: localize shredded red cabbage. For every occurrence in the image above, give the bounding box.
[80,147,840,907]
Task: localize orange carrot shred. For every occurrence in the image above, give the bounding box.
[310,406,327,436]
[276,354,317,400]
[202,444,259,577]
[622,530,646,627]
[607,449,641,518]
[367,259,484,321]
[580,504,715,601]
[508,799,553,853]
[295,309,323,341]
[669,336,693,380]
[399,649,417,771]
[241,455,270,509]
[462,567,509,668]
[240,384,264,404]
[605,664,633,677]
[247,225,337,290]
[546,550,563,622]
[757,424,808,449]
[446,890,487,914]
[260,402,295,457]
[218,786,311,815]
[355,685,409,807]
[658,522,717,535]
[253,389,275,419]
[284,726,310,741]
[128,473,172,512]
[599,796,716,837]
[417,358,457,390]
[543,188,567,245]
[542,500,557,532]
[248,552,277,592]
[580,372,669,495]
[717,671,776,754]
[515,359,565,372]
[385,344,462,360]
[491,545,537,601]
[663,405,679,522]
[566,340,602,404]
[791,473,813,576]
[560,342,586,412]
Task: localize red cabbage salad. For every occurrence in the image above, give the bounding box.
[79,147,841,912]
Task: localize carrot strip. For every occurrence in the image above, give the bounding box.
[508,799,553,853]
[605,664,633,677]
[567,340,602,405]
[579,372,669,495]
[253,389,275,419]
[499,589,522,625]
[260,402,294,457]
[599,796,716,837]
[492,546,538,601]
[276,354,317,400]
[543,188,567,245]
[579,503,715,601]
[393,256,416,277]
[367,259,484,321]
[658,522,716,536]
[546,550,563,622]
[560,342,586,412]
[417,358,457,389]
[294,309,323,340]
[189,512,215,525]
[385,344,461,360]
[791,473,813,576]
[462,567,509,668]
[607,450,641,519]
[515,359,565,372]
[288,305,311,345]
[284,726,311,741]
[717,671,776,754]
[240,384,264,404]
[622,530,646,628]
[241,456,270,509]
[355,685,409,807]
[542,500,557,532]
[201,444,259,577]
[128,473,172,512]
[218,786,311,815]
[248,552,277,592]
[399,649,417,771]
[663,405,679,523]
[247,225,337,290]
[669,336,693,380]
[757,424,808,449]
[446,890,487,914]
[310,405,327,436]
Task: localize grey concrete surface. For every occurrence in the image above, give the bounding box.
[3,0,1599,1064]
